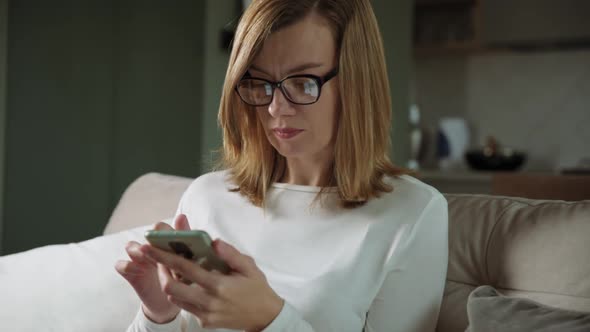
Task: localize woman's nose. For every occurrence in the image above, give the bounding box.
[268,87,296,118]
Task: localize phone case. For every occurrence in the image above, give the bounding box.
[144,230,231,274]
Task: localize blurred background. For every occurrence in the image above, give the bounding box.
[410,0,590,201]
[0,0,588,255]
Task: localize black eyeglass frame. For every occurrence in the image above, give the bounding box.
[235,67,339,106]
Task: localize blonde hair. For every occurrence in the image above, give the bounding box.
[217,0,408,209]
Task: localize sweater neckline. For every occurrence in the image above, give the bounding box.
[271,182,338,193]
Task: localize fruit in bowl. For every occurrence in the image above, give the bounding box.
[465,136,526,171]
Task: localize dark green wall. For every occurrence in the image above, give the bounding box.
[5,0,113,254]
[0,0,7,253]
[373,0,412,166]
[2,0,205,255]
[111,1,205,208]
[200,0,240,169]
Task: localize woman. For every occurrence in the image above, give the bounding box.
[116,0,448,331]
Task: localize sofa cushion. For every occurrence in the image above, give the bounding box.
[466,285,590,332]
[437,195,590,332]
[104,172,193,235]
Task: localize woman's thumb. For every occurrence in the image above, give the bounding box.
[174,214,191,230]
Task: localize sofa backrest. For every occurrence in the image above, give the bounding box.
[438,194,590,332]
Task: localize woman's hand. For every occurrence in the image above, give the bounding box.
[115,215,191,324]
[141,238,284,331]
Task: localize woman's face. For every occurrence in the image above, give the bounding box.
[249,13,339,162]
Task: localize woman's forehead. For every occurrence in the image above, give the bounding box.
[250,14,336,76]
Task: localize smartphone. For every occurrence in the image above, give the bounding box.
[144,230,231,275]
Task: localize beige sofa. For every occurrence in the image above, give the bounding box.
[1,172,588,331]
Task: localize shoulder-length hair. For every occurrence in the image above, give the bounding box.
[217,0,408,209]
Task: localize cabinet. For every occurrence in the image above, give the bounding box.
[413,0,590,56]
[413,0,484,55]
[481,0,590,48]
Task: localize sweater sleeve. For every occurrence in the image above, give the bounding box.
[126,306,184,332]
[364,194,449,332]
[126,301,316,332]
[128,305,219,332]
[258,301,315,332]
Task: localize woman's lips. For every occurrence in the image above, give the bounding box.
[272,128,304,139]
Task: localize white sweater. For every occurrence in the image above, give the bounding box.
[127,171,448,332]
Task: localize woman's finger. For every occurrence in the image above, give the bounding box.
[115,260,146,277]
[168,296,221,330]
[173,282,218,312]
[167,295,223,330]
[174,214,191,230]
[126,241,157,265]
[157,262,175,289]
[157,263,195,296]
[145,246,219,291]
[168,296,207,315]
[157,263,218,312]
[153,221,174,231]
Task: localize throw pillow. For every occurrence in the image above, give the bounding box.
[466,285,590,332]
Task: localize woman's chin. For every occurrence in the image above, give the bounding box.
[270,140,331,161]
[268,139,302,157]
[275,147,305,159]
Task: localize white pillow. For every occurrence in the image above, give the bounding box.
[0,223,165,332]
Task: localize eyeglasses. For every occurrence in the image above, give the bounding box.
[235,67,339,106]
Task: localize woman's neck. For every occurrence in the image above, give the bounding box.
[280,155,333,187]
